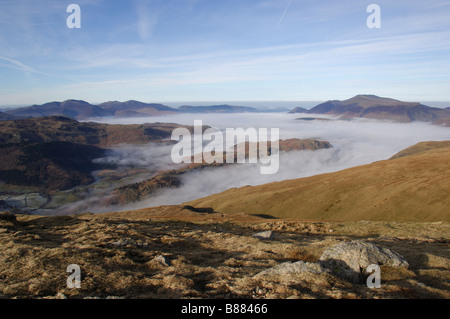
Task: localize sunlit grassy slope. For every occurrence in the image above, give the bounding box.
[185,141,450,222]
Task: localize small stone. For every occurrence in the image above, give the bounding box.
[152,255,171,266]
[111,238,148,248]
[252,230,274,240]
[55,292,67,299]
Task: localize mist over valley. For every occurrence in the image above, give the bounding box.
[2,105,448,215]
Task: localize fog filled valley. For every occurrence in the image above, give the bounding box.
[2,111,448,216]
[101,113,450,212]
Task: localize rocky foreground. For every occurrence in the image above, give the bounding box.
[0,209,448,299]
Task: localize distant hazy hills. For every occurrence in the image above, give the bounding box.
[178,104,257,113]
[5,100,113,120]
[288,107,308,113]
[0,116,195,191]
[1,100,261,120]
[98,100,177,117]
[289,95,450,125]
[2,95,449,124]
[186,140,450,222]
[0,111,25,121]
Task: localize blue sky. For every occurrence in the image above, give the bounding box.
[1,0,450,106]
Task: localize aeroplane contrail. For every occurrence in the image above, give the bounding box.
[277,0,293,27]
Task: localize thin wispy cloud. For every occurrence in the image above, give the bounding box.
[0,56,35,72]
[0,0,450,104]
[135,1,159,40]
[52,29,450,100]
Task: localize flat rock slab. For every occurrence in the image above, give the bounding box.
[255,240,409,284]
[252,230,274,240]
[319,240,409,283]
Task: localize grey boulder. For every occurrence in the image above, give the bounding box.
[252,230,274,240]
[319,240,409,283]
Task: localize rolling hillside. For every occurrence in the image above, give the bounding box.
[3,100,263,120]
[0,141,110,191]
[389,140,450,159]
[185,141,450,222]
[0,116,194,147]
[0,111,25,121]
[0,116,196,192]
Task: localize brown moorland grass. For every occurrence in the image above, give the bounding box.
[0,211,448,299]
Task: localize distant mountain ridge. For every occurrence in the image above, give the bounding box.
[6,100,113,120]
[99,100,178,117]
[178,104,257,113]
[288,107,308,113]
[1,100,261,120]
[290,95,450,124]
[3,95,450,124]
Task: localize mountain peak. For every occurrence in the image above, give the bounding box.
[345,94,400,104]
[295,94,450,122]
[62,99,91,104]
[353,94,381,99]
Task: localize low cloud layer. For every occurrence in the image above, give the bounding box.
[93,142,176,172]
[83,113,450,213]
